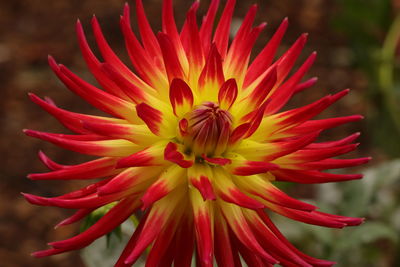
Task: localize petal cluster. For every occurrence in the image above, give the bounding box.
[25,0,369,266]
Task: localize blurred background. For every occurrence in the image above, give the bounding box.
[0,0,399,266]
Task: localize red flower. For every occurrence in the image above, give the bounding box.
[24,0,370,266]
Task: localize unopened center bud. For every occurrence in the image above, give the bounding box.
[184,102,232,156]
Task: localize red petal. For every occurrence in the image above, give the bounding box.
[164,142,194,168]
[199,0,220,54]
[213,0,236,58]
[158,32,186,83]
[244,17,289,87]
[169,78,194,117]
[218,78,238,110]
[135,103,163,135]
[232,161,278,176]
[49,196,139,250]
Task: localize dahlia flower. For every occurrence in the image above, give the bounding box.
[24,0,370,266]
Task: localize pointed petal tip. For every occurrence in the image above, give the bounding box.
[31,251,45,258]
[21,192,36,203]
[47,54,56,63]
[258,22,268,29]
[27,92,37,100]
[250,3,258,9]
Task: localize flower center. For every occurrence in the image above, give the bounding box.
[184,102,232,156]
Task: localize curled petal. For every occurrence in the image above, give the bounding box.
[164,142,194,168]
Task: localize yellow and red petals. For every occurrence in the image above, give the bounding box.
[244,17,288,87]
[124,191,185,265]
[199,0,219,54]
[28,157,117,180]
[181,2,205,74]
[29,93,127,135]
[169,78,194,117]
[164,142,194,168]
[136,102,175,137]
[97,167,162,196]
[218,201,278,264]
[224,6,266,83]
[120,10,168,89]
[198,45,225,101]
[157,32,186,83]
[265,51,317,114]
[213,0,235,58]
[162,0,188,73]
[213,168,264,209]
[49,196,140,251]
[188,164,216,201]
[27,1,369,265]
[82,120,157,145]
[245,66,277,109]
[75,21,130,101]
[49,58,139,123]
[232,174,316,211]
[202,154,232,166]
[190,188,214,267]
[99,63,149,104]
[236,132,318,162]
[141,165,185,209]
[91,16,146,88]
[275,33,308,83]
[24,130,138,157]
[231,160,278,176]
[117,143,166,168]
[133,1,163,66]
[229,101,269,146]
[218,79,238,110]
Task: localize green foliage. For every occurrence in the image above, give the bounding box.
[333,0,400,157]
